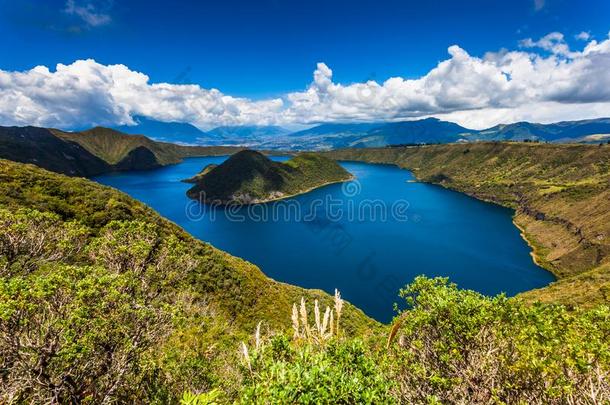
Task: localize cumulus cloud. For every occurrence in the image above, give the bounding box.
[576,31,591,41]
[1,31,610,130]
[0,60,283,129]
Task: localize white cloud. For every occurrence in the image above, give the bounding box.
[519,32,577,57]
[64,0,112,27]
[576,31,591,41]
[1,32,610,130]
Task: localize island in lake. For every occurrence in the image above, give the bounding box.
[185,149,353,204]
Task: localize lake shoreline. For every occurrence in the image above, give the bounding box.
[337,159,556,279]
[512,219,551,273]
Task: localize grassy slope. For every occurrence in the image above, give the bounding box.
[324,143,610,306]
[0,158,376,336]
[187,150,353,203]
[52,127,244,166]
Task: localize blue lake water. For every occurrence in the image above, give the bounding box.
[94,156,555,323]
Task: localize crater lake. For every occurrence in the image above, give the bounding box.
[94,156,555,322]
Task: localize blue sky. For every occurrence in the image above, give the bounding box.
[0,0,609,129]
[1,0,608,97]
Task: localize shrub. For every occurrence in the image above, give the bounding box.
[387,277,610,404]
[0,264,170,403]
[0,208,88,276]
[239,335,394,404]
[235,294,394,404]
[0,211,212,403]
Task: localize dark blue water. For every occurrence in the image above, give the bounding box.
[94,157,554,323]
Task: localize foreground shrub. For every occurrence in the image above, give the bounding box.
[0,264,170,403]
[387,277,610,404]
[0,211,215,403]
[234,294,394,404]
[238,334,394,404]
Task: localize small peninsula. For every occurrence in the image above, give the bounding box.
[186,150,353,204]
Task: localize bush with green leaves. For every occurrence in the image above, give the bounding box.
[0,208,88,276]
[0,263,170,403]
[238,334,394,404]
[0,209,220,403]
[387,276,610,404]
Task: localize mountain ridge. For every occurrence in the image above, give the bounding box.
[0,125,245,176]
[262,117,610,150]
[113,115,215,145]
[40,116,610,151]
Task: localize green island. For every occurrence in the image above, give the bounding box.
[0,139,609,403]
[185,149,353,204]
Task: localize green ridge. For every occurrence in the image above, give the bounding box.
[52,126,244,166]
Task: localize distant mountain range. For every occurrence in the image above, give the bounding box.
[3,118,608,176]
[254,118,610,150]
[113,116,214,145]
[208,125,290,143]
[467,118,610,143]
[114,118,290,146]
[114,117,610,150]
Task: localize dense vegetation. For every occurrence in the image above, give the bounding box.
[324,142,610,307]
[3,200,607,403]
[0,125,243,176]
[186,150,353,204]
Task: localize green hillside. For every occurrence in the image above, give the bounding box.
[0,126,112,176]
[186,150,353,204]
[324,142,610,306]
[0,125,243,177]
[52,127,243,166]
[0,158,375,402]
